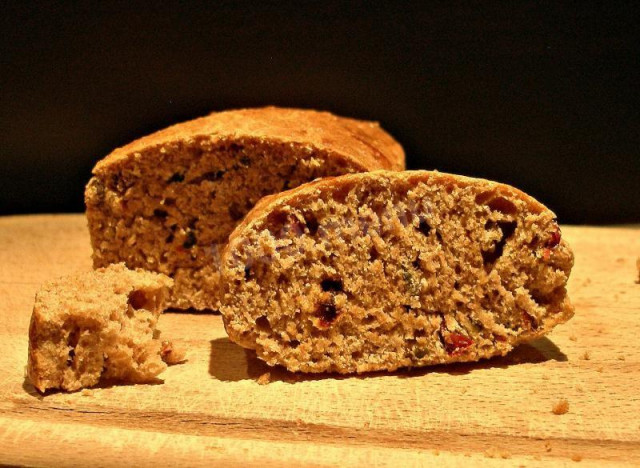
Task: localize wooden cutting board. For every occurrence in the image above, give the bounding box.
[0,214,638,467]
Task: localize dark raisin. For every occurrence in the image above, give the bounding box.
[321,278,343,292]
[153,209,168,218]
[412,257,421,270]
[304,213,319,236]
[239,156,251,166]
[168,172,185,183]
[228,202,246,221]
[317,302,339,327]
[128,290,148,310]
[369,246,379,261]
[244,264,253,280]
[417,219,431,236]
[165,233,175,243]
[282,180,291,191]
[289,340,300,349]
[182,231,197,249]
[190,170,225,184]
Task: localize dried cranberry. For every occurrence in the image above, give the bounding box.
[445,332,473,355]
[545,226,561,249]
[317,302,339,327]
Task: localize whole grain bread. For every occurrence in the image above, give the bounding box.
[85,107,404,310]
[219,170,574,373]
[27,264,178,392]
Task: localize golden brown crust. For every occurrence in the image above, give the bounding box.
[93,106,405,174]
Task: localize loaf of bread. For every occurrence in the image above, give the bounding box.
[219,170,574,373]
[85,107,405,310]
[27,264,178,392]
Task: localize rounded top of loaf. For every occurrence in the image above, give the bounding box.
[225,170,554,252]
[93,106,405,174]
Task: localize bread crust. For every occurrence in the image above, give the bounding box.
[93,106,405,175]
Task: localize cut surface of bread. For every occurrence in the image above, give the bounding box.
[85,107,405,310]
[27,264,175,392]
[220,170,574,373]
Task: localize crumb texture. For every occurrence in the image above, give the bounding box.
[85,107,405,310]
[27,264,173,392]
[220,170,575,373]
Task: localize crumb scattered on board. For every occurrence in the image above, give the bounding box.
[581,351,591,361]
[569,335,577,342]
[617,355,626,361]
[572,454,583,462]
[544,441,553,452]
[484,447,511,459]
[553,399,569,415]
[257,372,271,385]
[597,366,604,373]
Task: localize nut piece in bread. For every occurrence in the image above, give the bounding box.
[220,170,574,373]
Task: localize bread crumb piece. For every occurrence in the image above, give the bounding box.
[576,385,584,393]
[544,441,553,452]
[534,454,542,460]
[160,340,187,365]
[617,355,626,361]
[81,389,94,397]
[542,374,551,380]
[257,372,271,385]
[363,421,370,429]
[484,447,508,459]
[581,351,590,360]
[572,454,583,462]
[596,366,604,373]
[552,399,569,415]
[432,449,440,456]
[616,257,625,264]
[569,335,577,342]
[582,278,592,286]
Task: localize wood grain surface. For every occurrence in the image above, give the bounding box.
[0,214,638,467]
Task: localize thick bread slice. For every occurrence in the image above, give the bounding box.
[220,170,574,373]
[85,107,405,310]
[27,264,175,392]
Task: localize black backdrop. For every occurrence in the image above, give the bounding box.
[2,1,639,223]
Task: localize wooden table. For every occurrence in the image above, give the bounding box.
[0,215,638,467]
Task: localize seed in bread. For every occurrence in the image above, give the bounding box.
[220,170,574,373]
[27,264,174,392]
[85,107,405,310]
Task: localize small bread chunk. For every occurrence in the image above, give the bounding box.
[220,170,574,373]
[85,106,405,310]
[27,264,173,392]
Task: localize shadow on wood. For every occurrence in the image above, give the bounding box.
[209,336,567,383]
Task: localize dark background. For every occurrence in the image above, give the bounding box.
[1,1,638,223]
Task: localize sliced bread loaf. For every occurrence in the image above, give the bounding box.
[219,170,574,373]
